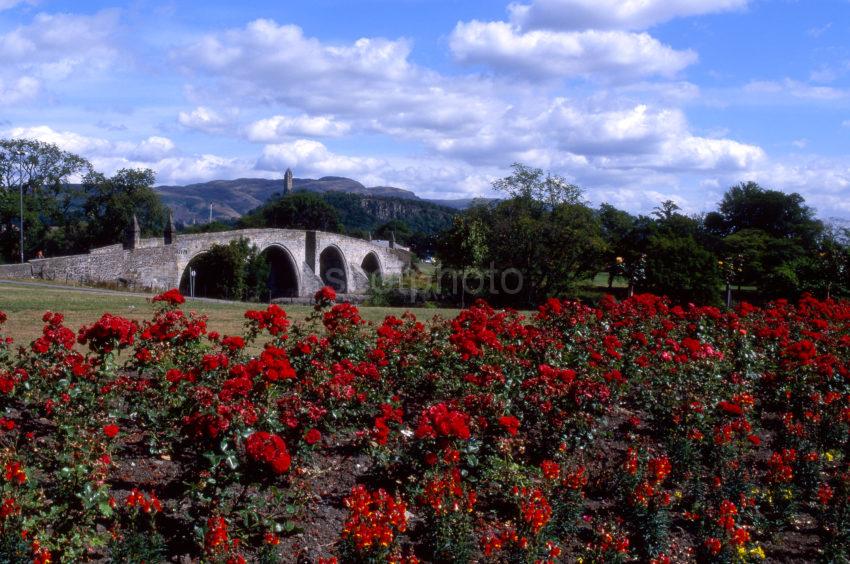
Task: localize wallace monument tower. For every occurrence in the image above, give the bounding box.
[284,168,293,195]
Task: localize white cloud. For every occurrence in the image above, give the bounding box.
[7,125,113,155]
[256,139,383,178]
[0,10,119,78]
[174,18,507,137]
[245,114,351,142]
[178,107,233,133]
[0,10,119,105]
[177,19,411,84]
[128,136,176,161]
[654,136,765,172]
[744,78,849,101]
[508,0,749,32]
[449,21,696,79]
[172,16,768,198]
[153,155,254,185]
[0,75,39,104]
[546,101,688,154]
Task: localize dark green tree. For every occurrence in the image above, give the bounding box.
[240,192,341,232]
[705,182,823,297]
[374,220,412,244]
[81,168,168,249]
[0,138,91,262]
[437,166,606,305]
[643,206,722,304]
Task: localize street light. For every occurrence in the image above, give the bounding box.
[3,149,28,263]
[190,269,197,298]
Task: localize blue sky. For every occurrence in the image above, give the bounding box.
[3,0,850,220]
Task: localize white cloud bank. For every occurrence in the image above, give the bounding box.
[508,0,750,32]
[449,22,696,80]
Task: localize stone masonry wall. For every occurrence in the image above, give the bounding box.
[0,228,411,297]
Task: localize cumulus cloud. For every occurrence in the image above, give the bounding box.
[178,107,235,134]
[256,139,383,178]
[0,10,119,79]
[7,125,113,155]
[174,18,508,137]
[171,15,767,198]
[152,154,255,185]
[546,102,688,154]
[177,19,411,85]
[128,136,176,161]
[245,114,351,142]
[508,0,749,32]
[0,9,119,106]
[449,21,696,79]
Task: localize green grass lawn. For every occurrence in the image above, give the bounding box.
[0,281,461,347]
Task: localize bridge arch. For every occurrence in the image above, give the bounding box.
[319,244,349,293]
[179,251,212,298]
[259,244,301,299]
[177,242,301,300]
[361,251,383,279]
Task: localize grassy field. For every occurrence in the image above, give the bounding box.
[0,281,462,347]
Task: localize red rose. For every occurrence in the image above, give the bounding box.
[152,288,186,306]
[314,286,337,309]
[497,415,521,436]
[717,401,743,416]
[304,428,322,445]
[245,431,291,474]
[103,424,120,439]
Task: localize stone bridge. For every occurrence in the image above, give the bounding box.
[0,224,411,299]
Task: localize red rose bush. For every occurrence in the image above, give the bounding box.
[0,291,847,561]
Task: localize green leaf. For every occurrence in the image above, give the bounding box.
[98,501,113,517]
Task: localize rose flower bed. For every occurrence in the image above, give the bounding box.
[0,288,847,562]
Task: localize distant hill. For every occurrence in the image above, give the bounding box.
[155,176,488,224]
[156,176,425,224]
[318,192,456,236]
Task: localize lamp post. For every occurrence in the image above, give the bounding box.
[190,269,197,298]
[11,150,25,264]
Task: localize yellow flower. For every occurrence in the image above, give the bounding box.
[674,490,683,499]
[824,451,834,462]
[737,546,747,558]
[749,545,766,559]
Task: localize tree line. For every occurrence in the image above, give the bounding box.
[436,163,849,306]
